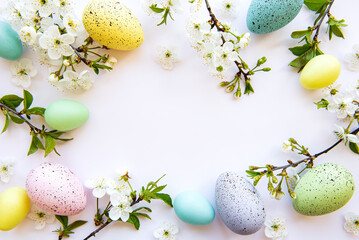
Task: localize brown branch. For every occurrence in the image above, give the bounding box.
[70,45,91,65]
[313,0,335,41]
[83,221,112,240]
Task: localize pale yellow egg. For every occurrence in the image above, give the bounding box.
[83,0,144,50]
[300,55,341,89]
[0,187,31,231]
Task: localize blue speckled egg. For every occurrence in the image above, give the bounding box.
[215,172,265,235]
[174,191,215,225]
[293,163,355,216]
[0,21,23,60]
[246,0,304,34]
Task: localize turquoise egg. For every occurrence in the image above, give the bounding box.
[44,100,89,131]
[246,0,304,34]
[174,191,215,225]
[0,21,23,60]
[293,163,355,216]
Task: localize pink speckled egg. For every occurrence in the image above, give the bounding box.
[25,162,87,216]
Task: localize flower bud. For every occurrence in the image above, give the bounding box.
[220,81,230,87]
[262,67,271,72]
[63,59,71,66]
[226,84,235,93]
[48,74,59,83]
[233,89,241,99]
[257,56,267,66]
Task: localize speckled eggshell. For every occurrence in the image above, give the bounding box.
[82,0,144,50]
[26,162,87,216]
[293,163,355,216]
[215,172,265,235]
[246,0,304,34]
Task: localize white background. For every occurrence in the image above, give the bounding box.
[1,0,359,239]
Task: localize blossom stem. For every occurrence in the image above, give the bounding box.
[83,220,112,240]
[0,102,41,133]
[313,0,335,41]
[70,45,91,65]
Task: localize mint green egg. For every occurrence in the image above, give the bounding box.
[44,100,89,131]
[0,21,23,60]
[293,163,355,216]
[174,191,215,225]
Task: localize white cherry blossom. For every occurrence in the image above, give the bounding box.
[85,177,109,199]
[156,45,181,70]
[334,124,359,145]
[27,205,55,230]
[345,44,359,71]
[344,212,359,236]
[10,58,38,88]
[0,157,14,183]
[153,221,179,240]
[109,193,133,221]
[264,216,288,240]
[327,93,357,119]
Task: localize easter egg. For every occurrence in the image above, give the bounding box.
[293,163,355,216]
[0,187,30,231]
[83,0,144,50]
[246,0,304,34]
[173,191,215,225]
[26,162,87,216]
[44,99,89,131]
[300,54,341,89]
[215,172,266,235]
[0,21,23,60]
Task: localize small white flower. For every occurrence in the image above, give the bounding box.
[0,157,14,183]
[286,167,300,190]
[104,56,117,69]
[282,141,293,153]
[48,73,59,83]
[106,179,131,196]
[10,58,38,88]
[213,41,238,66]
[153,221,179,240]
[39,26,74,60]
[85,177,109,198]
[345,44,359,71]
[27,205,55,230]
[334,124,359,144]
[344,212,359,236]
[57,0,73,15]
[322,83,341,98]
[264,216,288,240]
[186,19,207,44]
[109,193,132,221]
[238,33,250,49]
[156,45,181,70]
[214,0,239,19]
[19,26,37,45]
[57,70,94,91]
[30,0,60,17]
[327,93,357,119]
[63,14,82,36]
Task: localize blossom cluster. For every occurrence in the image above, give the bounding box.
[85,175,133,222]
[2,0,115,91]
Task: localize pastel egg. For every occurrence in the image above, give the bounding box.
[246,0,304,34]
[174,191,215,225]
[0,21,23,60]
[83,0,144,50]
[0,187,30,231]
[26,162,87,216]
[44,99,89,131]
[300,54,341,89]
[293,163,355,216]
[215,172,265,235]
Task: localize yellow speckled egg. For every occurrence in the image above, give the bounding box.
[83,0,144,50]
[300,55,341,89]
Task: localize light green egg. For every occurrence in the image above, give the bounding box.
[293,162,355,216]
[44,100,89,131]
[82,0,144,50]
[0,21,23,60]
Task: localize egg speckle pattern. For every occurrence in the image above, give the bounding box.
[83,0,144,50]
[26,162,87,216]
[246,0,304,34]
[293,163,355,216]
[215,172,265,235]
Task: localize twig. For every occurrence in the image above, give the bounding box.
[70,45,91,65]
[83,221,112,240]
[313,0,335,41]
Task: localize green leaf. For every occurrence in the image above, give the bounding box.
[152,185,167,193]
[0,95,23,110]
[133,212,151,220]
[25,107,46,116]
[23,90,33,110]
[246,170,262,177]
[127,214,140,230]
[8,113,25,124]
[154,193,173,207]
[330,24,344,39]
[28,135,44,156]
[349,142,359,154]
[289,48,315,71]
[67,220,87,231]
[1,112,9,133]
[244,81,254,95]
[289,44,312,56]
[314,2,329,25]
[44,135,56,157]
[314,99,329,109]
[304,0,327,11]
[291,30,310,39]
[150,4,165,13]
[56,215,68,227]
[133,207,152,213]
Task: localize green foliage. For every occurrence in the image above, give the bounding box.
[289,0,346,71]
[140,175,173,207]
[54,215,87,239]
[349,142,359,154]
[314,99,329,109]
[0,90,72,157]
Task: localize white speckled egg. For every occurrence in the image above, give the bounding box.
[293,162,355,216]
[215,172,265,235]
[83,0,144,50]
[25,162,87,216]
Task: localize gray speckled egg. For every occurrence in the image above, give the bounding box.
[293,162,355,216]
[246,0,304,34]
[215,172,265,235]
[25,162,87,216]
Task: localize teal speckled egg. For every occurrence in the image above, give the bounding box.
[174,191,215,225]
[293,163,355,216]
[0,21,23,60]
[44,100,89,131]
[246,0,304,34]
